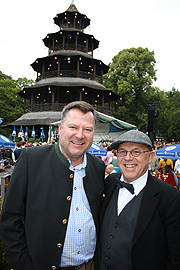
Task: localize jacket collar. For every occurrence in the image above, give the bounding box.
[55,143,89,174]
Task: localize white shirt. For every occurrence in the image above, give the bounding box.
[174,159,180,173]
[117,170,148,215]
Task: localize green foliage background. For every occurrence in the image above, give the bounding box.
[0,71,33,138]
[103,47,180,141]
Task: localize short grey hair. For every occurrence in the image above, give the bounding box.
[61,101,99,127]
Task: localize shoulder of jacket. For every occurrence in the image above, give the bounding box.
[87,152,104,164]
[24,144,54,155]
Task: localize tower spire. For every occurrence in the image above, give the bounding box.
[71,0,75,4]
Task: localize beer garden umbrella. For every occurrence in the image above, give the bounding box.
[12,126,16,138]
[25,127,29,140]
[0,134,15,149]
[20,125,24,133]
[155,144,180,160]
[87,143,107,156]
[40,127,45,141]
[31,126,36,138]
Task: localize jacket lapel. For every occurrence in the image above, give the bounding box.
[100,173,121,223]
[132,173,160,246]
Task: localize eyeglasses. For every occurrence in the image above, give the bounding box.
[117,149,151,157]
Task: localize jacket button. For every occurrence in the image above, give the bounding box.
[67,196,71,201]
[57,243,62,248]
[70,174,74,179]
[62,219,67,225]
[51,266,56,270]
[103,194,106,198]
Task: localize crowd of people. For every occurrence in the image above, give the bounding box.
[4,123,180,189]
[0,101,180,270]
[2,126,180,191]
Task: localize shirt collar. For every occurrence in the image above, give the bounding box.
[120,170,148,196]
[59,143,87,170]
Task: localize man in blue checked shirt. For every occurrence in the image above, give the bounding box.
[0,101,105,270]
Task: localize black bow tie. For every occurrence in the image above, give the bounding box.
[116,178,134,194]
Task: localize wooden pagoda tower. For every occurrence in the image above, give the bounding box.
[9,1,120,139]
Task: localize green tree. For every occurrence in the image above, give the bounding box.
[103,47,157,130]
[15,77,34,91]
[164,87,180,141]
[0,71,34,137]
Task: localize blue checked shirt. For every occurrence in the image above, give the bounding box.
[60,153,96,267]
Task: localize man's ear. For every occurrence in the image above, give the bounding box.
[149,150,155,164]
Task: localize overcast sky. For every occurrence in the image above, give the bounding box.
[1,0,180,91]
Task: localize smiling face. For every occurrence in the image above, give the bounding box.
[58,108,95,166]
[117,142,155,183]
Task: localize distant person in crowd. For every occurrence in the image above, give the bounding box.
[157,165,177,187]
[102,148,113,165]
[0,101,105,270]
[14,141,22,160]
[110,149,120,172]
[18,130,24,141]
[174,159,180,174]
[159,157,173,172]
[105,165,108,177]
[100,130,180,270]
[149,148,159,174]
[52,130,58,142]
[21,141,28,148]
[111,150,118,167]
[171,169,179,188]
[106,164,116,176]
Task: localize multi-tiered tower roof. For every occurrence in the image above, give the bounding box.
[8,1,123,138]
[18,1,119,115]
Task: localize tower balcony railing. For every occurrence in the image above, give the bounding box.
[60,23,83,31]
[36,70,102,84]
[49,44,93,56]
[24,103,113,116]
[24,103,66,113]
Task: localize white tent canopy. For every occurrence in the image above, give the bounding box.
[49,111,137,143]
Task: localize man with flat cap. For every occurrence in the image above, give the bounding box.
[100,129,180,270]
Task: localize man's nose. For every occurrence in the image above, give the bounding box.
[76,128,84,138]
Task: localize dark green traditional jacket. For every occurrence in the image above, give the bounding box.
[0,144,105,270]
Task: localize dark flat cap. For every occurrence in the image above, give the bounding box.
[109,130,153,150]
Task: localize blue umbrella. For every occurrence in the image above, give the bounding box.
[155,144,180,159]
[0,134,15,149]
[12,126,16,137]
[20,125,23,132]
[87,143,107,156]
[25,127,28,139]
[40,127,45,140]
[31,126,36,138]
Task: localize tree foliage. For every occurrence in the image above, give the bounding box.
[103,47,157,130]
[155,87,180,141]
[0,71,34,137]
[103,47,180,141]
